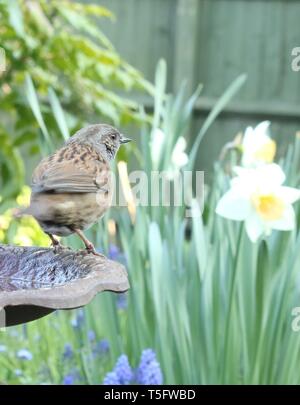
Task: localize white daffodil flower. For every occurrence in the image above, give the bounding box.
[151,128,166,168]
[151,129,189,178]
[216,164,300,242]
[166,136,189,180]
[171,137,188,168]
[242,121,276,167]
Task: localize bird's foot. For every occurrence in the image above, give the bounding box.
[73,229,105,258]
[52,242,66,254]
[86,243,105,258]
[47,233,65,253]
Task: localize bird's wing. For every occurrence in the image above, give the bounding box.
[31,143,110,194]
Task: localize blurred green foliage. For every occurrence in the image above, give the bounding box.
[0,186,49,246]
[0,0,152,210]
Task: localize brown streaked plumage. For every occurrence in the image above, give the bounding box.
[21,124,131,256]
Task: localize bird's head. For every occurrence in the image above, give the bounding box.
[67,124,131,161]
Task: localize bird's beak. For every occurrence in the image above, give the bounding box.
[120,135,132,144]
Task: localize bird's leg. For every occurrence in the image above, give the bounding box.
[74,229,105,258]
[47,233,64,252]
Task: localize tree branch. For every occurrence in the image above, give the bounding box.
[0,245,129,327]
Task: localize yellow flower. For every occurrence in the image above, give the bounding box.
[242,121,276,167]
[216,164,300,242]
[251,194,284,221]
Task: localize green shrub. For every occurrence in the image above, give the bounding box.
[0,0,152,207]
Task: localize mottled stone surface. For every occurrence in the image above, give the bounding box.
[0,245,129,326]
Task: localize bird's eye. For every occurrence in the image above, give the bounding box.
[111,134,116,140]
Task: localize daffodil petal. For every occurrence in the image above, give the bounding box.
[269,205,296,231]
[173,137,187,153]
[280,187,300,204]
[172,152,188,167]
[216,190,251,221]
[151,128,165,164]
[234,164,285,192]
[242,127,254,149]
[258,164,286,187]
[255,121,270,138]
[178,153,189,167]
[241,121,272,167]
[231,167,262,195]
[233,166,249,177]
[245,213,264,242]
[241,153,251,168]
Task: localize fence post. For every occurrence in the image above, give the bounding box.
[173,0,199,95]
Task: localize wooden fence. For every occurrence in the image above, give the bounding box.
[99,0,300,170]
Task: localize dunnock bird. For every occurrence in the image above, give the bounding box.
[20,124,130,256]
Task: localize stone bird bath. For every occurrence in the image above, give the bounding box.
[0,245,129,326]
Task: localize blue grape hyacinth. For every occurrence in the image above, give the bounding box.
[63,374,75,385]
[14,369,23,377]
[108,244,127,266]
[103,354,134,385]
[136,349,163,385]
[108,244,120,261]
[71,308,85,329]
[116,293,128,310]
[16,349,33,361]
[93,338,110,357]
[62,369,81,385]
[103,349,163,385]
[87,330,96,342]
[63,343,73,360]
[103,371,121,385]
[114,354,134,384]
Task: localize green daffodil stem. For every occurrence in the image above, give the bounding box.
[221,223,244,383]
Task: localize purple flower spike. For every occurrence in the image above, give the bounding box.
[139,349,156,365]
[63,343,73,360]
[16,349,33,361]
[87,330,96,342]
[108,244,121,261]
[102,353,133,385]
[103,371,121,385]
[102,349,162,386]
[63,374,75,385]
[114,354,134,384]
[136,349,163,385]
[93,339,110,357]
[71,309,85,329]
[116,293,128,310]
